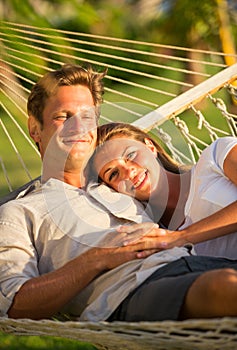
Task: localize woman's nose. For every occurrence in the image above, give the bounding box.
[122,163,137,179]
[118,164,138,194]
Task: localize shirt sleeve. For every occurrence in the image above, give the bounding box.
[213,136,237,170]
[0,201,39,317]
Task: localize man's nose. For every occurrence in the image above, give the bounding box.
[66,115,87,134]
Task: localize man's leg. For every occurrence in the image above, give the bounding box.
[180,268,237,319]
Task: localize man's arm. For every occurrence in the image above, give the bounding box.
[8,245,156,320]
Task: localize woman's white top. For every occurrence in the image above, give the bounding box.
[180,136,237,259]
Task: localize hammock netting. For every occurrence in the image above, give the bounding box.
[1,20,237,350]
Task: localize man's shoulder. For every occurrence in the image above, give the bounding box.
[0,176,41,207]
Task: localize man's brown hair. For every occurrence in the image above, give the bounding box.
[27,64,107,125]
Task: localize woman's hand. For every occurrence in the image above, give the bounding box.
[117,222,188,256]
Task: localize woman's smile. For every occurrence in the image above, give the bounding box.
[132,169,148,190]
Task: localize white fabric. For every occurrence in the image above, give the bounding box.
[0,178,193,320]
[180,137,237,259]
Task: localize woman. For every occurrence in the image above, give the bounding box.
[92,122,237,259]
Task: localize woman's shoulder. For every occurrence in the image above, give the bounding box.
[211,136,237,150]
[191,137,237,177]
[201,136,237,163]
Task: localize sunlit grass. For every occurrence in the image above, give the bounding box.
[0,332,97,349]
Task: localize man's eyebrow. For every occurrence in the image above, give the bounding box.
[52,109,69,116]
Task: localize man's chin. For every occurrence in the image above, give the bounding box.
[67,149,94,163]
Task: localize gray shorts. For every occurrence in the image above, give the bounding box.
[108,256,237,322]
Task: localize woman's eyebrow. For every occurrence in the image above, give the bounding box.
[102,146,131,177]
[103,166,113,177]
[121,146,130,158]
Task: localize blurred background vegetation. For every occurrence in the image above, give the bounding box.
[1,0,236,53]
[0,0,236,48]
[0,0,237,348]
[1,0,237,196]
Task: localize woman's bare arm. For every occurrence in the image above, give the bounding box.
[117,201,237,253]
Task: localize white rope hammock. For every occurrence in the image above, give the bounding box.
[0,317,237,350]
[1,20,237,349]
[1,21,237,195]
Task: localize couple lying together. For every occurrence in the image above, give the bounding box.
[0,64,237,323]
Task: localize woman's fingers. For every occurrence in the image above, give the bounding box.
[116,223,177,250]
[117,223,160,244]
[117,222,159,234]
[121,228,168,247]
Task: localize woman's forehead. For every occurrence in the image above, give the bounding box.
[99,137,141,154]
[95,137,146,167]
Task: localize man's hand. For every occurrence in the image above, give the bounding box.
[94,243,159,271]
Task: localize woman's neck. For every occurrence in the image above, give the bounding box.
[149,170,191,230]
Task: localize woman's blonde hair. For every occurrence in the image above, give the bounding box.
[96,122,184,174]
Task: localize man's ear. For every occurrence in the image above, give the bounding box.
[144,138,157,156]
[28,115,41,143]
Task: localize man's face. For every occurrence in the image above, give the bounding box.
[32,85,97,172]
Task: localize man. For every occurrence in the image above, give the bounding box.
[0,64,155,320]
[1,64,237,322]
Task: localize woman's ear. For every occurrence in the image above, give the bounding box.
[28,115,41,143]
[144,138,157,156]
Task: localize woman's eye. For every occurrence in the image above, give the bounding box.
[126,151,136,161]
[109,169,119,182]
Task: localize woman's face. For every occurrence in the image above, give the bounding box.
[93,136,160,201]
